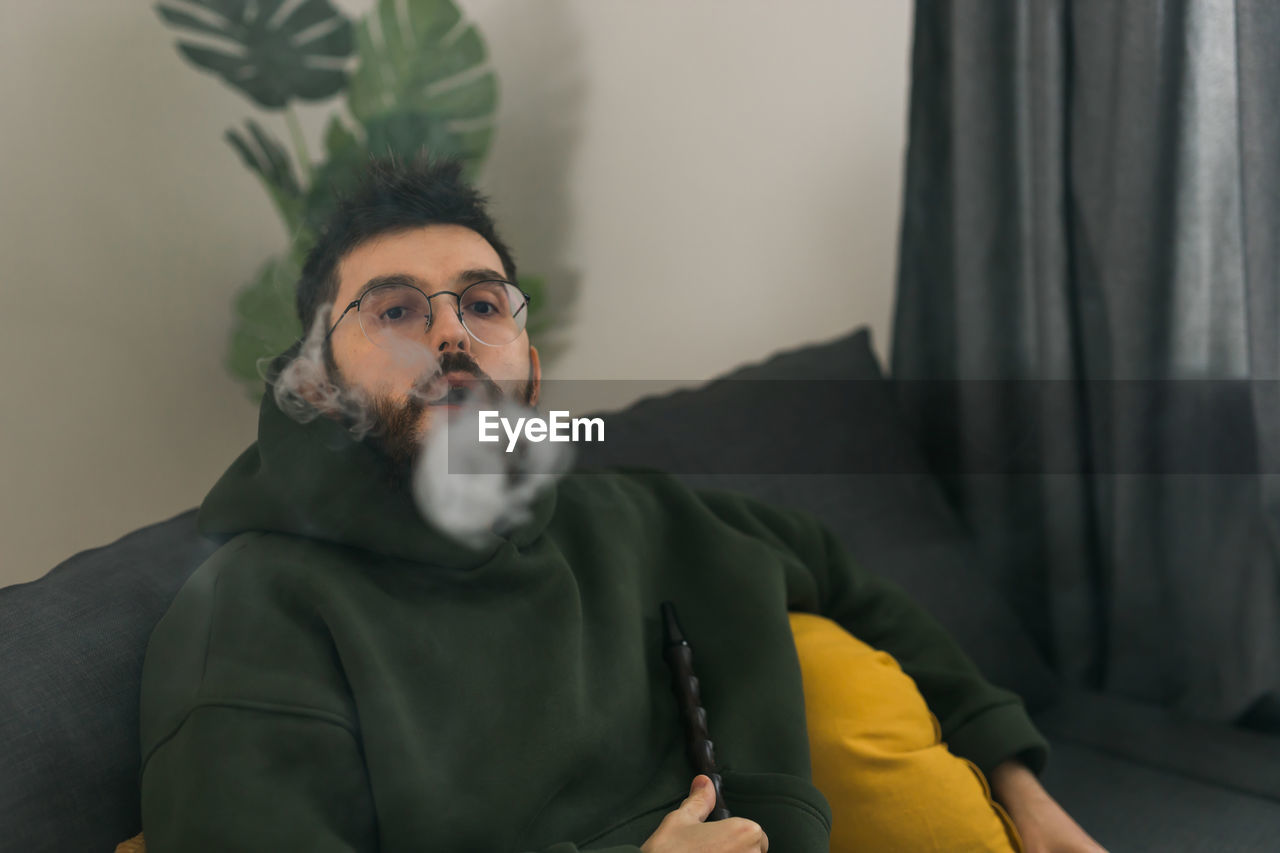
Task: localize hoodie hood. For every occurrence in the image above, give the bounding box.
[197,389,556,569]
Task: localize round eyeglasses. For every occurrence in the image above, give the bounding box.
[325,279,531,349]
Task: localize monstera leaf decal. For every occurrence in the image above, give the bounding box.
[156,0,354,108]
[158,0,535,400]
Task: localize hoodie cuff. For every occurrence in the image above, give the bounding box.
[943,700,1051,777]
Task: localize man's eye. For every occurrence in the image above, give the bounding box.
[381,306,411,322]
[467,301,497,317]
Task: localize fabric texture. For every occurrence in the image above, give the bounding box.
[0,511,218,853]
[891,0,1280,722]
[790,612,1024,853]
[573,327,1060,712]
[1036,739,1280,852]
[137,387,1048,852]
[1032,687,1280,804]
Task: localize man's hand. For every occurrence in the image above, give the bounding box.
[988,759,1108,853]
[640,775,769,853]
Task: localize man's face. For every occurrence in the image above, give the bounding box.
[325,224,540,463]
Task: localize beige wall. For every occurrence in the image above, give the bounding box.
[0,0,911,586]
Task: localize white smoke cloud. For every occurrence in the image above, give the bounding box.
[260,303,376,438]
[261,303,440,439]
[411,396,574,548]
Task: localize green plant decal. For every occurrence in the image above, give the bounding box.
[157,0,354,108]
[225,253,306,388]
[224,118,306,233]
[158,0,529,401]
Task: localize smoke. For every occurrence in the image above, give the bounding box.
[263,311,570,548]
[261,304,378,439]
[412,396,574,548]
[261,303,442,441]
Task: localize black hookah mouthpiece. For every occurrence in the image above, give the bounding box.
[660,600,731,820]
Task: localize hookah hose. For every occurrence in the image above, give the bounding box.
[660,600,731,820]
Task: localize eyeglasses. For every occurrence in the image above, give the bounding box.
[326,279,532,349]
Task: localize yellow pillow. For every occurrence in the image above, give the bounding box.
[789,611,1024,853]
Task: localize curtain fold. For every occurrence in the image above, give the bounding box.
[891,0,1279,721]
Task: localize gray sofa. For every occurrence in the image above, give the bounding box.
[3,327,1279,852]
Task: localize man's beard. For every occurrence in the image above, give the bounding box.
[354,351,534,479]
[366,393,428,474]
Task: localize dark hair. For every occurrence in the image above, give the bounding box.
[295,156,517,333]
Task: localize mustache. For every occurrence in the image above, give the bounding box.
[437,351,486,379]
[412,352,504,401]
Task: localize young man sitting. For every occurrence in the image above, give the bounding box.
[135,157,1105,853]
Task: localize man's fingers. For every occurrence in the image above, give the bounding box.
[730,817,768,852]
[673,775,716,823]
[753,816,769,852]
[643,782,772,853]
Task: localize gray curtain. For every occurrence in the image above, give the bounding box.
[891,0,1280,724]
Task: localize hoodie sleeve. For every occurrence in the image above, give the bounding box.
[694,486,1050,778]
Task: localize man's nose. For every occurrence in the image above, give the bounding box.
[426,295,470,353]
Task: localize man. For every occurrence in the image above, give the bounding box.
[138,157,1105,852]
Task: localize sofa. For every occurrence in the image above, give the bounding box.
[3,327,1279,852]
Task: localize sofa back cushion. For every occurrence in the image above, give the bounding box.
[573,327,1060,710]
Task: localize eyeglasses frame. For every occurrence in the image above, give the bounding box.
[324,279,532,348]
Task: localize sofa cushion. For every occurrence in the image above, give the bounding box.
[0,510,216,851]
[1033,687,1280,803]
[573,327,1060,711]
[1038,738,1280,852]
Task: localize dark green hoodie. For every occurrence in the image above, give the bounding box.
[139,393,1049,852]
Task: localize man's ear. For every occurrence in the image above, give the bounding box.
[527,344,542,406]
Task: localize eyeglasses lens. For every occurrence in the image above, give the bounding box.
[357,282,528,349]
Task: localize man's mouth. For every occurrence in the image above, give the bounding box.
[423,373,479,407]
